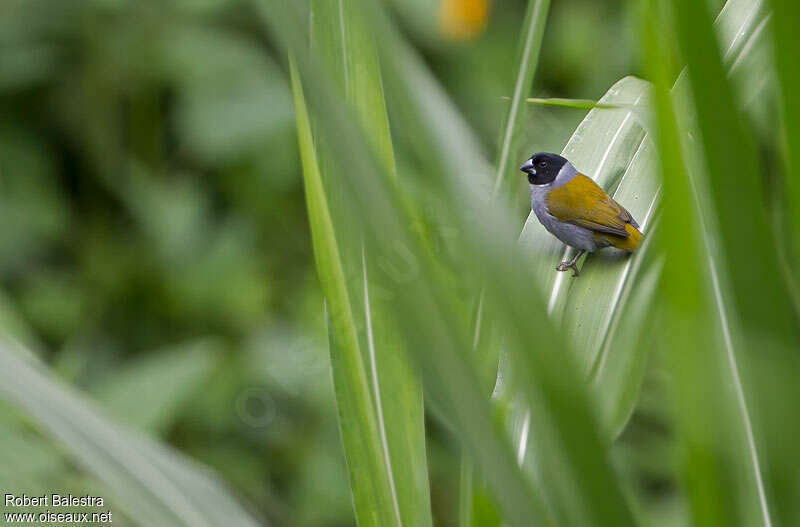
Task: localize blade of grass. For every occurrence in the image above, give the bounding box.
[290,60,404,527]
[507,96,624,110]
[308,1,432,524]
[670,2,777,525]
[389,41,493,193]
[648,49,743,527]
[669,0,800,523]
[0,338,262,527]
[645,0,790,525]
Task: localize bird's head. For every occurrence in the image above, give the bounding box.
[520,152,568,186]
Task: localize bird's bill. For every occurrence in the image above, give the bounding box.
[520,159,535,176]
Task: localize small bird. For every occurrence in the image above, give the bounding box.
[520,152,641,277]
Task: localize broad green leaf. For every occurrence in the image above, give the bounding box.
[500,78,653,447]
[722,2,777,141]
[0,338,262,527]
[591,247,663,437]
[91,340,218,435]
[561,134,661,377]
[496,76,649,399]
[517,76,650,322]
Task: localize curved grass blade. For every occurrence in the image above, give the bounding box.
[524,97,621,110]
[640,0,796,525]
[0,338,262,527]
[668,1,800,526]
[290,61,406,527]
[307,1,432,525]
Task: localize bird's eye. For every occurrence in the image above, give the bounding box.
[538,160,547,168]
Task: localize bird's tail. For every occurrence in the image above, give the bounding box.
[622,223,642,251]
[596,223,642,252]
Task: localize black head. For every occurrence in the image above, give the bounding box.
[520,152,568,185]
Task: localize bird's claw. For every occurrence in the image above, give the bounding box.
[556,261,580,277]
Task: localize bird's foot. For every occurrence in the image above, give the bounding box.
[556,261,580,277]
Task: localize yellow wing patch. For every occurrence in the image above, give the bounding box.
[546,174,642,251]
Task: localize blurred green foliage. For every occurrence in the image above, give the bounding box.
[0,0,686,525]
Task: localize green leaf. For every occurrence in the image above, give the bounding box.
[522,97,623,110]
[590,247,663,438]
[303,1,432,525]
[290,61,404,527]
[496,78,655,444]
[91,340,218,435]
[644,0,783,525]
[671,0,793,339]
[459,458,501,527]
[0,338,262,527]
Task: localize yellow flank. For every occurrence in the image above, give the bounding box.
[546,173,642,251]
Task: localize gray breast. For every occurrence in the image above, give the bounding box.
[529,165,599,252]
